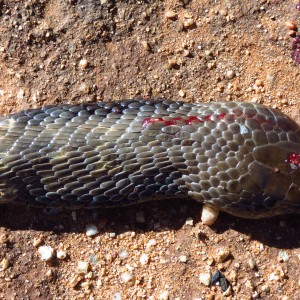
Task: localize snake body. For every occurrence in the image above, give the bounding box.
[0,99,300,218]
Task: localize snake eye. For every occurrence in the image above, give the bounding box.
[250,142,300,200]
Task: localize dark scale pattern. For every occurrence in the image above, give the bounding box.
[1,99,300,218]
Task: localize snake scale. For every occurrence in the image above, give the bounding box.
[0,99,300,219]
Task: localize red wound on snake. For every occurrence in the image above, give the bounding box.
[142,114,227,128]
[286,153,300,170]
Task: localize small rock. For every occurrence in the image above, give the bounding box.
[79,59,89,69]
[57,250,67,260]
[69,275,82,288]
[179,255,188,263]
[225,70,235,79]
[216,248,230,263]
[118,250,129,260]
[146,239,157,249]
[109,232,116,238]
[183,19,196,29]
[38,245,54,261]
[86,224,99,237]
[77,261,90,274]
[158,291,169,300]
[140,253,149,265]
[17,89,25,100]
[165,10,177,20]
[185,217,194,226]
[141,41,151,51]
[120,272,135,286]
[0,258,10,270]
[278,251,289,262]
[179,90,186,97]
[248,257,257,270]
[261,285,270,293]
[201,205,219,225]
[33,236,43,248]
[199,272,211,286]
[0,233,9,244]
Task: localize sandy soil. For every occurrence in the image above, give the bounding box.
[1,0,300,299]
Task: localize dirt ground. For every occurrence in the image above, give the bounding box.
[1,0,300,299]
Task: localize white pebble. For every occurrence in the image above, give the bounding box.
[38,245,54,261]
[199,272,211,286]
[77,261,90,274]
[179,255,188,263]
[185,217,194,226]
[109,232,116,238]
[146,239,157,249]
[118,250,129,260]
[57,250,67,260]
[120,272,135,286]
[79,58,88,69]
[140,253,149,265]
[226,70,235,79]
[86,224,99,237]
[278,251,289,262]
[158,291,169,300]
[201,205,219,225]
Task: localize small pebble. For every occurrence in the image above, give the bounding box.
[57,250,67,260]
[77,261,90,274]
[146,239,157,249]
[179,90,186,97]
[225,70,235,79]
[201,205,219,225]
[120,272,135,286]
[118,250,129,260]
[109,232,116,238]
[216,248,230,263]
[185,217,194,226]
[33,236,43,248]
[199,273,211,286]
[248,257,257,270]
[140,253,149,265]
[79,59,89,69]
[179,255,188,263]
[183,19,195,29]
[86,224,99,237]
[38,245,54,261]
[165,10,177,20]
[261,285,270,293]
[69,275,82,288]
[278,251,289,262]
[158,291,169,300]
[0,258,10,270]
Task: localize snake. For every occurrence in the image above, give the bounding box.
[0,99,300,220]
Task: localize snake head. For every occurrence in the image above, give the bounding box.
[246,141,300,216]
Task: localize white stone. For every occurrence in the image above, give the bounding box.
[86,224,99,237]
[199,273,211,286]
[201,205,219,225]
[38,245,54,261]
